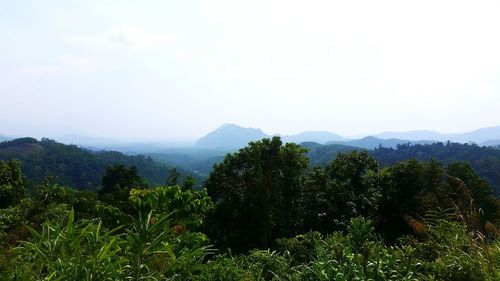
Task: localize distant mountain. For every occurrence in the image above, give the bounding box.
[196,124,269,148]
[481,139,500,147]
[453,126,500,143]
[81,142,197,154]
[326,136,436,149]
[0,138,176,189]
[0,135,11,142]
[56,133,121,146]
[195,124,447,150]
[283,131,345,144]
[13,124,500,152]
[55,134,198,154]
[374,126,500,144]
[196,124,350,148]
[374,130,452,141]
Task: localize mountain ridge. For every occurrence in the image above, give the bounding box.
[281,131,345,144]
[3,124,500,150]
[196,123,269,148]
[374,126,500,143]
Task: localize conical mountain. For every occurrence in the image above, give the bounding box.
[196,124,269,148]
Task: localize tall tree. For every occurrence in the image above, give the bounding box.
[99,165,147,212]
[0,160,26,209]
[204,137,309,252]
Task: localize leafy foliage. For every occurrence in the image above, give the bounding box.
[205,137,309,252]
[3,188,214,280]
[0,138,499,279]
[0,138,176,189]
[372,142,500,196]
[195,218,500,281]
[0,160,26,209]
[305,141,500,196]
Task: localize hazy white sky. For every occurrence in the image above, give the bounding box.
[1,0,500,140]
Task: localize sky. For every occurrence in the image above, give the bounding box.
[1,0,500,140]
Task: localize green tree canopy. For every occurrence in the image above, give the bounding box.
[99,164,147,213]
[204,137,309,252]
[101,164,147,195]
[0,160,26,209]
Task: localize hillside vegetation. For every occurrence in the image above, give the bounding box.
[304,142,500,196]
[0,137,499,280]
[0,138,177,189]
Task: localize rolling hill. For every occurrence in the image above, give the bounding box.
[0,138,176,189]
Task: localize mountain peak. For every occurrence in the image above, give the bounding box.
[196,124,269,148]
[217,123,263,132]
[197,124,349,148]
[218,123,240,129]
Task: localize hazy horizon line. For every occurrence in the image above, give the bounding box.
[3,123,500,144]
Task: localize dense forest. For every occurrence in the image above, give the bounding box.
[0,136,499,280]
[305,142,500,195]
[372,142,500,195]
[145,141,500,198]
[0,138,192,189]
[4,137,500,197]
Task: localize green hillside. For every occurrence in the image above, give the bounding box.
[0,138,175,189]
